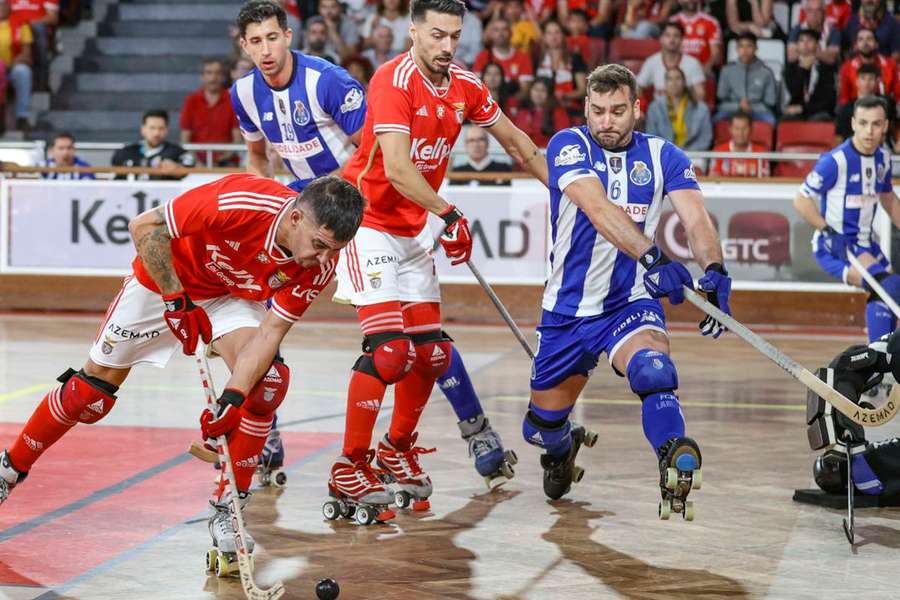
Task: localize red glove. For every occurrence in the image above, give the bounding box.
[162,290,212,355]
[200,389,245,441]
[438,205,472,266]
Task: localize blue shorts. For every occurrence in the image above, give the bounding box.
[531,299,668,391]
[813,236,888,283]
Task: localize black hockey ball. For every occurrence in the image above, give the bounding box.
[315,577,340,600]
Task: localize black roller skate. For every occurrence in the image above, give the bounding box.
[656,437,702,521]
[540,424,599,500]
[256,428,287,488]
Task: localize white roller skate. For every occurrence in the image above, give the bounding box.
[376,432,436,511]
[206,492,255,578]
[656,436,702,522]
[459,414,518,489]
[0,450,26,507]
[323,450,396,526]
[256,428,287,488]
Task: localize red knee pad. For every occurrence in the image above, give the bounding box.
[356,332,415,384]
[412,337,452,378]
[57,368,118,424]
[243,360,290,416]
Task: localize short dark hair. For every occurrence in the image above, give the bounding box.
[662,20,684,37]
[410,0,466,22]
[306,15,326,29]
[857,62,881,78]
[856,26,878,43]
[796,28,819,42]
[729,110,753,126]
[295,176,365,242]
[202,57,225,69]
[236,0,288,37]
[736,31,758,45]
[586,63,637,102]
[142,109,169,125]
[853,95,889,118]
[568,8,588,20]
[49,131,75,148]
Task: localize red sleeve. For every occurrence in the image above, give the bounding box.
[464,72,502,127]
[708,16,722,44]
[270,260,337,323]
[369,68,412,136]
[838,63,853,106]
[472,51,489,76]
[164,178,222,239]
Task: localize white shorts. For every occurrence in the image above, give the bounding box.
[89,276,268,369]
[333,226,441,306]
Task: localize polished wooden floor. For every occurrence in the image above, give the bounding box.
[0,314,898,600]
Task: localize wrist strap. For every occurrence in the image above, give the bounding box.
[638,245,665,270]
[439,205,462,227]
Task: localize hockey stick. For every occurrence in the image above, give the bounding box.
[466,260,536,360]
[196,345,286,600]
[846,251,900,319]
[683,287,899,427]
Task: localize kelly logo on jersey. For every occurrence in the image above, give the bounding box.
[554,144,586,167]
[410,137,452,171]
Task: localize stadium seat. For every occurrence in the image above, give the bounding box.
[776,121,835,147]
[773,1,790,34]
[713,119,774,148]
[773,143,829,177]
[608,38,660,73]
[727,211,791,267]
[704,78,716,110]
[587,38,606,67]
[790,2,802,28]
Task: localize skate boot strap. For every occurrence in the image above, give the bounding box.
[382,446,436,476]
[468,435,500,458]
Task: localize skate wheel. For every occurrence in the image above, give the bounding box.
[355,505,375,525]
[412,499,430,511]
[583,430,599,447]
[394,490,412,509]
[659,499,672,520]
[691,468,702,491]
[206,549,218,572]
[572,465,585,483]
[322,500,341,520]
[683,500,695,521]
[500,461,515,479]
[665,467,678,491]
[214,553,232,577]
[273,470,287,488]
[505,449,519,465]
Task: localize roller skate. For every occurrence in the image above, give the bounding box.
[656,436,702,522]
[540,424,599,500]
[0,450,26,506]
[206,492,254,578]
[323,450,396,526]
[459,414,518,489]
[376,432,436,511]
[256,428,287,488]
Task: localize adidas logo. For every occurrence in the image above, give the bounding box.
[416,106,428,117]
[356,399,381,411]
[87,399,105,413]
[226,240,240,251]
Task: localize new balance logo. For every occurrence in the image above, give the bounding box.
[356,399,381,411]
[225,240,240,251]
[439,376,459,390]
[263,112,274,121]
[530,431,544,444]
[415,106,429,117]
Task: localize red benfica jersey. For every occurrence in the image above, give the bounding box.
[708,142,770,178]
[838,55,899,105]
[670,11,721,66]
[132,174,336,323]
[343,51,501,236]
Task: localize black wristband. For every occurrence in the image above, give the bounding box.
[439,205,463,227]
[705,262,728,275]
[217,388,245,413]
[163,291,194,312]
[638,245,667,270]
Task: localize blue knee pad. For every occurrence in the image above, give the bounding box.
[437,345,484,421]
[627,350,685,452]
[522,404,573,458]
[626,349,679,397]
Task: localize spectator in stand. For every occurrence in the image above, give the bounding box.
[786,0,841,66]
[360,0,410,56]
[456,7,482,67]
[708,110,770,177]
[180,58,240,167]
[670,0,722,76]
[725,0,783,40]
[799,0,851,32]
[317,0,361,62]
[39,131,94,180]
[645,66,712,151]
[838,28,898,105]
[450,125,513,186]
[230,56,254,83]
[511,77,570,147]
[10,0,56,91]
[835,63,897,140]
[0,0,33,133]
[615,0,674,39]
[503,0,539,54]
[636,21,706,102]
[843,0,900,61]
[473,17,534,99]
[360,23,396,68]
[481,61,516,114]
[111,109,195,181]
[564,9,591,57]
[302,16,339,63]
[278,0,302,33]
[342,54,375,89]
[783,29,837,122]
[535,19,587,115]
[715,32,777,124]
[556,0,601,40]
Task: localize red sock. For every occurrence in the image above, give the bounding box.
[342,369,387,459]
[225,408,273,493]
[8,386,77,473]
[389,368,435,450]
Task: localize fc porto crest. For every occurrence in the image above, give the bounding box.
[609,156,623,173]
[293,100,310,126]
[629,160,652,186]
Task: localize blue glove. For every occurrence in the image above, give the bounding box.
[821,226,852,260]
[697,263,731,339]
[640,245,693,305]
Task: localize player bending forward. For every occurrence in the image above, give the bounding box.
[0,174,364,562]
[524,64,731,520]
[327,0,548,519]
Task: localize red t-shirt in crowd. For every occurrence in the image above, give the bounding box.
[180,87,239,164]
[512,106,570,148]
[838,55,899,105]
[800,0,851,31]
[670,11,722,65]
[708,142,770,177]
[10,0,57,22]
[472,47,534,84]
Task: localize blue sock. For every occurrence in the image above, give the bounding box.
[641,392,685,452]
[437,345,484,421]
[528,404,574,458]
[865,301,895,343]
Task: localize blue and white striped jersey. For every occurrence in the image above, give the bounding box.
[800,139,893,244]
[230,51,366,192]
[543,128,699,317]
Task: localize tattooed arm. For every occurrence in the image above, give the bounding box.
[128,206,183,294]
